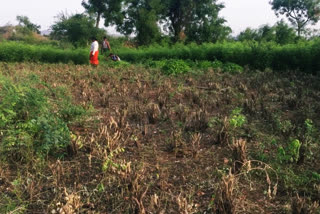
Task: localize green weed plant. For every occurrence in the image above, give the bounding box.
[229,108,246,128]
[0,74,86,161]
[161,59,191,75]
[277,139,301,163]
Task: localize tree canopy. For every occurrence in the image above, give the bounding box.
[113,0,230,45]
[16,15,41,34]
[50,13,105,47]
[115,0,164,45]
[237,21,298,44]
[81,0,123,28]
[270,0,320,36]
[45,0,320,46]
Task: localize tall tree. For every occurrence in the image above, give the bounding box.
[237,28,259,42]
[257,25,276,42]
[274,20,297,44]
[162,0,229,42]
[16,15,41,34]
[162,0,192,41]
[116,0,164,45]
[50,13,105,47]
[185,0,231,43]
[81,0,123,28]
[270,0,320,36]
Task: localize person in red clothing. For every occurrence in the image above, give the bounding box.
[89,37,99,66]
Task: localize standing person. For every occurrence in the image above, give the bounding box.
[89,37,99,66]
[101,36,111,55]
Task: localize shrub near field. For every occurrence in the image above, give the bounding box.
[118,40,320,73]
[0,68,87,162]
[0,41,88,64]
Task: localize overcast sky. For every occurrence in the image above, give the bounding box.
[0,0,318,35]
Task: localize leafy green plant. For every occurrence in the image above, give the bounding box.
[0,74,85,161]
[304,119,316,144]
[277,139,301,163]
[223,62,243,74]
[311,171,320,181]
[102,147,126,172]
[196,60,213,70]
[229,108,246,128]
[211,60,223,70]
[275,118,294,135]
[208,116,221,128]
[161,59,191,75]
[288,139,301,163]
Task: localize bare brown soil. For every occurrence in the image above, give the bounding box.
[0,62,320,213]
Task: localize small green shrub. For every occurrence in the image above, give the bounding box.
[211,60,223,70]
[288,139,301,163]
[161,59,191,75]
[196,60,212,70]
[277,139,301,163]
[144,59,167,69]
[0,74,85,161]
[229,108,246,128]
[223,62,243,74]
[311,172,320,181]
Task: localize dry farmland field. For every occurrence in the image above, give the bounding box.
[0,62,320,213]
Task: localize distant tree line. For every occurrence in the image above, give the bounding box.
[51,0,231,46]
[3,0,319,47]
[237,20,299,44]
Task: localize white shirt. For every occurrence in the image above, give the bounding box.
[103,40,109,49]
[90,41,99,55]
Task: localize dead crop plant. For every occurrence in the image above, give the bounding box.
[214,170,237,214]
[145,102,161,124]
[184,109,209,132]
[156,88,169,110]
[191,132,202,158]
[114,107,130,129]
[97,87,110,108]
[230,138,247,174]
[48,160,65,187]
[166,130,187,158]
[240,160,278,200]
[125,166,149,214]
[176,193,193,214]
[53,188,82,214]
[97,120,123,152]
[291,194,320,214]
[216,117,231,145]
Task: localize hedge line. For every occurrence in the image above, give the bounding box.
[1,40,320,73]
[0,42,88,64]
[117,41,320,73]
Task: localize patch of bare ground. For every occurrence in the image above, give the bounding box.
[1,63,320,213]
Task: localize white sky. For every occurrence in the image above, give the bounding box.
[0,0,319,35]
[220,0,279,34]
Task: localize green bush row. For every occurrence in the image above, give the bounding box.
[145,59,243,75]
[118,40,320,73]
[0,41,88,64]
[2,40,320,73]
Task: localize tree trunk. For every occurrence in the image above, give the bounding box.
[297,23,301,37]
[96,12,101,28]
